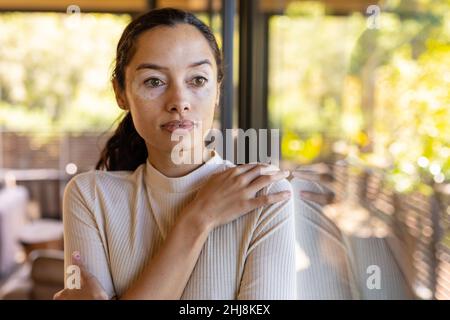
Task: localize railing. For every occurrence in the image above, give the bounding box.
[0,169,70,220]
[0,131,111,219]
[331,160,450,300]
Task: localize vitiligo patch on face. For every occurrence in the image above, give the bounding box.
[131,76,160,101]
[130,74,215,102]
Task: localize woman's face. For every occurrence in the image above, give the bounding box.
[117,23,220,161]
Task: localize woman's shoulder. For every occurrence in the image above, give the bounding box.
[64,164,146,199]
[217,160,293,209]
[267,176,293,194]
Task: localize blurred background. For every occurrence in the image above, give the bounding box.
[0,0,448,299]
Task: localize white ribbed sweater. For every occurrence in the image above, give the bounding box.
[62,152,297,299]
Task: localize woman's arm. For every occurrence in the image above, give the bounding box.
[120,163,291,300]
[54,172,116,299]
[119,206,209,299]
[56,164,291,300]
[237,179,297,300]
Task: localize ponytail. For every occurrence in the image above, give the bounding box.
[96,112,148,171]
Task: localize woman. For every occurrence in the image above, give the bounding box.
[54,8,296,300]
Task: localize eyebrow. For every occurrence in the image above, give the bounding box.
[136,59,212,71]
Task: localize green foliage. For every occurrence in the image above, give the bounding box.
[269,0,450,193]
[0,12,129,133]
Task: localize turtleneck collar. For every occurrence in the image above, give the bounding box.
[144,150,226,193]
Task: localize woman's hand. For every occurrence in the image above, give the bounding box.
[292,166,336,206]
[53,251,109,300]
[184,163,291,231]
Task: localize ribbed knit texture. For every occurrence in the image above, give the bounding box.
[291,177,415,300]
[63,152,297,299]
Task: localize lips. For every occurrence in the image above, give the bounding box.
[161,119,195,133]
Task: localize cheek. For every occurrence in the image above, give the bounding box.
[194,82,216,101]
[127,97,162,139]
[127,80,163,129]
[195,90,216,135]
[130,108,154,139]
[192,84,217,116]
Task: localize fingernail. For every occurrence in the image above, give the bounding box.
[72,251,81,261]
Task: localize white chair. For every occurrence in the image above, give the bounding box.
[0,186,29,276]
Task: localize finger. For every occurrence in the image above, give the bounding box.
[240,163,276,184]
[71,251,81,266]
[215,164,255,179]
[233,162,268,175]
[71,251,94,284]
[300,191,335,205]
[247,170,290,193]
[292,170,334,183]
[53,288,76,300]
[292,170,322,182]
[53,290,63,300]
[71,251,87,286]
[247,191,291,210]
[71,251,87,272]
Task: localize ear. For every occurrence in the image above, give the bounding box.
[112,78,129,111]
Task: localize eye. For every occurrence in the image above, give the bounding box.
[191,76,208,87]
[144,78,165,88]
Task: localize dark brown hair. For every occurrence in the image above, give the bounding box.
[96,8,224,171]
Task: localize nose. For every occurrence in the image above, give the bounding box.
[165,83,191,114]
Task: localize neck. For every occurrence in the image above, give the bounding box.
[146,145,208,178]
